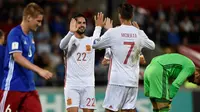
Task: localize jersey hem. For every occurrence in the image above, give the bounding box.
[108,83,138,87]
[9,50,22,54]
[2,88,36,92]
[64,85,94,88]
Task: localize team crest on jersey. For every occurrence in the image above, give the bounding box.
[86,44,91,51]
[67,98,72,105]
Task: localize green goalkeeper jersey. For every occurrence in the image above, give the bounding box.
[152,53,195,98]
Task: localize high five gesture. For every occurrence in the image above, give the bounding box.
[69,18,78,33]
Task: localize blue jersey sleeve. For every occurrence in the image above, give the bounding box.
[7,34,22,54]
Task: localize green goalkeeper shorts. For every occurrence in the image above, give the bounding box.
[144,61,170,100]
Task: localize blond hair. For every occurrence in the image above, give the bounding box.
[23,2,44,19]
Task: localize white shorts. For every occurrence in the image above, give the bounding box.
[64,86,96,109]
[103,84,138,111]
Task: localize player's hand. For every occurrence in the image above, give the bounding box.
[38,69,53,80]
[94,12,104,27]
[104,17,113,30]
[140,55,146,65]
[101,58,110,66]
[132,21,140,29]
[70,18,78,33]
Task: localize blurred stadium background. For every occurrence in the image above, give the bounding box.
[0,0,200,112]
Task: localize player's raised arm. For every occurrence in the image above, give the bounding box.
[59,18,77,50]
[93,13,113,41]
[99,17,113,65]
[94,12,104,27]
[132,21,155,50]
[92,18,113,49]
[133,22,147,65]
[92,29,112,49]
[104,17,113,30]
[92,12,104,40]
[139,30,155,50]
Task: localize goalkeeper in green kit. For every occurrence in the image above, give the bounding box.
[144,53,200,112]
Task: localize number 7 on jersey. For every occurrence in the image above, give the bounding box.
[123,42,135,64]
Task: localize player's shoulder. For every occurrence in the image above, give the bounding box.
[0,45,5,51]
[69,35,77,41]
[71,35,76,38]
[104,27,116,35]
[112,25,138,33]
[109,27,117,31]
[8,25,22,37]
[84,35,90,38]
[86,35,94,40]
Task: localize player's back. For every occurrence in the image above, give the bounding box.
[2,25,36,91]
[153,53,194,68]
[0,45,5,88]
[65,35,95,87]
[152,53,195,78]
[108,25,155,87]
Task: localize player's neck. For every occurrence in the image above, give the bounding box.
[74,33,85,39]
[121,20,132,26]
[20,21,30,35]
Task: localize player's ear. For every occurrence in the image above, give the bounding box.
[27,15,31,22]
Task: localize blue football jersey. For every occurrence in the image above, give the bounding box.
[0,45,5,88]
[2,25,36,91]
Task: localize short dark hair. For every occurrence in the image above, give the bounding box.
[23,2,44,18]
[73,13,87,23]
[118,3,133,20]
[187,74,194,83]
